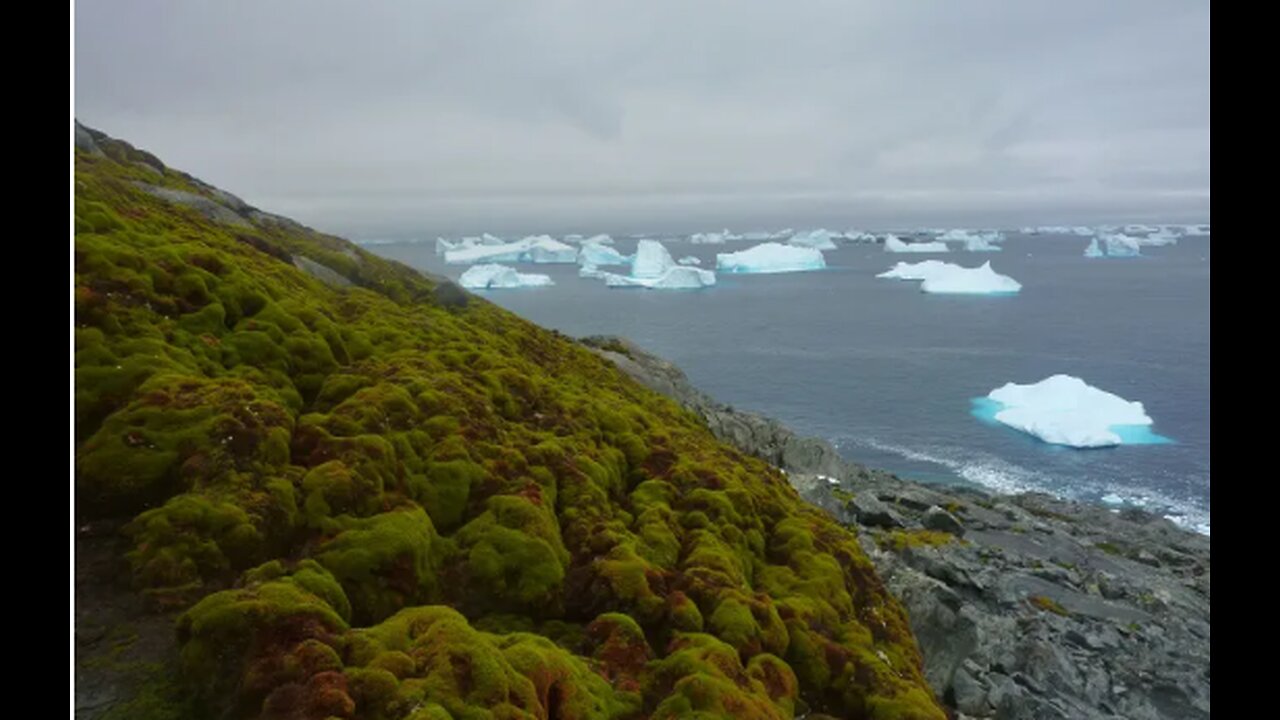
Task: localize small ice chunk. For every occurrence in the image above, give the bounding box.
[581,234,614,245]
[459,264,554,289]
[677,256,702,265]
[716,242,827,273]
[689,231,726,244]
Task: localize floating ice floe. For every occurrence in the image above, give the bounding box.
[1182,224,1210,236]
[581,234,614,245]
[978,374,1168,448]
[716,242,827,273]
[742,231,773,241]
[458,264,554,289]
[884,234,950,253]
[678,256,702,265]
[689,231,726,245]
[787,229,839,250]
[578,243,631,266]
[445,235,578,264]
[878,260,1019,294]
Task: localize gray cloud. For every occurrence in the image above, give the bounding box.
[75,1,1209,237]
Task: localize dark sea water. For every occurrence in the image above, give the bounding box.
[365,233,1211,534]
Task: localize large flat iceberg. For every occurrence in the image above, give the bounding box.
[879,260,1020,294]
[884,234,950,253]
[445,235,578,264]
[458,264,554,289]
[980,374,1166,448]
[716,242,826,273]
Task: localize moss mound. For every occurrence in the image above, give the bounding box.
[74,127,945,719]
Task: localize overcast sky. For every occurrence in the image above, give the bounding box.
[75,1,1209,238]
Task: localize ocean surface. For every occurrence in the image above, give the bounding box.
[365,233,1210,534]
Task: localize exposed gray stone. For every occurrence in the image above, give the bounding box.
[924,505,966,536]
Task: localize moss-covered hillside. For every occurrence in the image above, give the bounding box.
[73,124,945,720]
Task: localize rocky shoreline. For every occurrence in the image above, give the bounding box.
[582,335,1210,720]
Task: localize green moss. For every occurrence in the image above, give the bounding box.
[878,529,960,552]
[1029,595,1071,616]
[316,508,446,624]
[175,562,350,715]
[409,458,485,532]
[76,132,945,720]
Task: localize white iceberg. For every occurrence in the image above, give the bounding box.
[1084,237,1105,258]
[884,234,950,253]
[880,260,1020,294]
[1099,233,1142,257]
[458,264,554,289]
[938,229,1004,252]
[581,233,614,245]
[716,242,827,273]
[844,231,879,243]
[578,243,631,266]
[984,374,1157,448]
[788,229,839,250]
[444,235,578,265]
[690,231,734,244]
[919,261,1021,294]
[678,256,702,266]
[632,239,678,278]
[876,260,956,281]
[445,241,527,264]
[579,264,609,280]
[522,235,578,263]
[1136,229,1178,247]
[1124,224,1160,235]
[1182,224,1210,236]
[603,266,716,289]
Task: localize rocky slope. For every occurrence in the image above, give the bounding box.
[582,336,1211,720]
[74,124,945,720]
